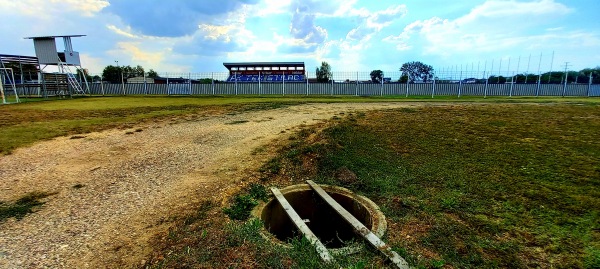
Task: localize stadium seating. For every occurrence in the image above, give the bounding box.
[226,74,305,82]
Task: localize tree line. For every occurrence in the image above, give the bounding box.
[315,61,600,84]
[100,65,158,83]
[93,62,600,84]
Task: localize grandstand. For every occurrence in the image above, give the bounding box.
[223,62,306,82]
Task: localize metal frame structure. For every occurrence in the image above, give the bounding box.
[0,54,40,102]
[24,35,89,97]
[0,68,19,104]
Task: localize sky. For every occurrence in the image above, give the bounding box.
[1,0,599,76]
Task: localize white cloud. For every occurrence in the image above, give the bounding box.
[250,0,292,16]
[107,25,141,39]
[346,5,407,43]
[384,0,577,56]
[365,5,408,31]
[0,0,108,17]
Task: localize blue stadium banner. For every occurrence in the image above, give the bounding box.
[227,74,305,82]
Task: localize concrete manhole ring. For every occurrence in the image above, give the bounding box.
[251,183,387,255]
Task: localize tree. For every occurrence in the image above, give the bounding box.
[147,69,159,78]
[102,65,146,83]
[580,67,600,84]
[488,75,507,84]
[315,61,332,83]
[370,70,384,83]
[400,61,434,83]
[102,65,121,83]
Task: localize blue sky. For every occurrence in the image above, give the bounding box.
[1,0,599,75]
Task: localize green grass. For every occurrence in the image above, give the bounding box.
[3,96,600,267]
[2,96,599,155]
[263,104,600,268]
[0,191,55,221]
[0,96,308,155]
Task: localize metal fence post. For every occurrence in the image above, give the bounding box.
[306,75,309,96]
[432,76,436,98]
[167,74,170,95]
[188,72,192,95]
[509,72,514,97]
[121,71,125,95]
[282,71,285,96]
[562,69,568,97]
[536,75,541,97]
[211,72,215,95]
[144,72,148,95]
[100,79,105,96]
[484,74,488,99]
[405,78,409,97]
[588,72,592,97]
[380,78,383,96]
[355,71,358,96]
[458,70,463,98]
[331,79,334,96]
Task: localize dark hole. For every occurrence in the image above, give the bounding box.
[261,189,372,248]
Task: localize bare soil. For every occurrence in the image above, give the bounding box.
[0,102,422,269]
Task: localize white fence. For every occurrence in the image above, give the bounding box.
[81,82,600,97]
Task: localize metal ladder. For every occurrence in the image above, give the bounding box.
[57,58,89,95]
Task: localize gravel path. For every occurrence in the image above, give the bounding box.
[0,102,419,268]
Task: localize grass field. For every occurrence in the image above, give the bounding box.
[139,100,599,268]
[2,95,598,156]
[2,96,600,268]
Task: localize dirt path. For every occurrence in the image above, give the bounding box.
[0,102,421,268]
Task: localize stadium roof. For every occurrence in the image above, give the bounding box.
[223,62,304,69]
[0,54,39,65]
[24,35,86,39]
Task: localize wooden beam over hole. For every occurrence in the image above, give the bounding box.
[306,180,410,269]
[270,187,334,263]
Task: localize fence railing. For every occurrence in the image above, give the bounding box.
[6,70,600,97]
[69,82,600,97]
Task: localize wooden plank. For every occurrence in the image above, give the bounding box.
[270,187,334,263]
[306,180,410,269]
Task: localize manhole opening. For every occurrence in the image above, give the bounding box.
[260,188,373,249]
